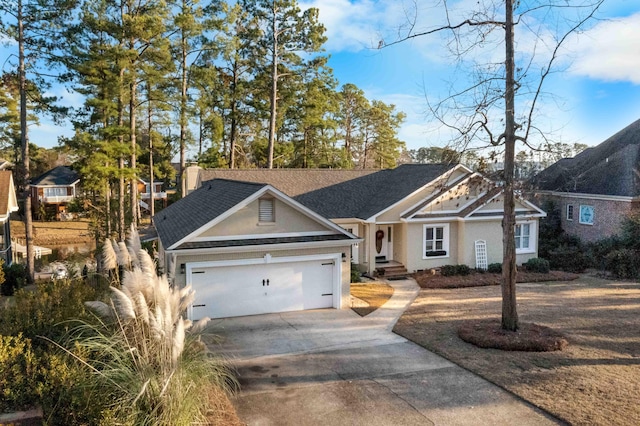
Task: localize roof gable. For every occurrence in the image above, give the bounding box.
[154,178,357,250]
[31,166,80,186]
[533,118,640,196]
[0,171,18,219]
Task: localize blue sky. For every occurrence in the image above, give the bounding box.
[20,0,640,155]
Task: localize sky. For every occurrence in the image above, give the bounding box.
[18,0,640,155]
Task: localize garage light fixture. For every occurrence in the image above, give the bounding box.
[180,263,185,274]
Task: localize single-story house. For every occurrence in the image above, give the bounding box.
[154,179,361,320]
[198,164,546,277]
[31,166,80,220]
[0,171,18,265]
[532,118,640,242]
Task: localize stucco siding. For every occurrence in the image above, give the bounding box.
[460,220,504,266]
[198,198,329,238]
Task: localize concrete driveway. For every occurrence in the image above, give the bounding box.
[206,279,561,425]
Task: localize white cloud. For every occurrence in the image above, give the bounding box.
[569,13,640,84]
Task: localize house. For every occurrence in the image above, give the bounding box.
[199,164,546,277]
[532,118,640,242]
[137,177,167,211]
[31,166,80,220]
[154,179,361,320]
[0,171,19,265]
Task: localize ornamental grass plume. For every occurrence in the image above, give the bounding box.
[74,228,236,424]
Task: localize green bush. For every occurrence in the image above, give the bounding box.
[547,245,589,273]
[523,257,550,273]
[0,334,39,411]
[1,263,26,296]
[350,263,361,283]
[441,264,471,276]
[487,263,502,274]
[605,249,640,279]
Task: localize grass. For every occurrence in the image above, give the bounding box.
[350,282,394,316]
[11,220,93,246]
[393,275,640,425]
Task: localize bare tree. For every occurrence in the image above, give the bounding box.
[384,0,604,331]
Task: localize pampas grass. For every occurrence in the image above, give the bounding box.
[74,228,237,424]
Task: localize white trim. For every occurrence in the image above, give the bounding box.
[367,164,474,222]
[537,190,636,203]
[515,220,536,254]
[168,185,359,250]
[191,230,337,242]
[166,237,363,256]
[422,223,450,260]
[566,204,574,221]
[579,205,595,225]
[185,252,343,317]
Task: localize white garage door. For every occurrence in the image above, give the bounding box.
[188,258,337,319]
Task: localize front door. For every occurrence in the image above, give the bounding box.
[375,225,393,261]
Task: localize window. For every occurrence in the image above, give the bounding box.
[258,198,275,223]
[566,204,574,221]
[579,205,594,225]
[44,187,67,197]
[423,224,449,258]
[515,222,534,253]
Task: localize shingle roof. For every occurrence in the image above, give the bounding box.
[532,118,640,197]
[175,234,352,250]
[294,164,458,219]
[154,179,267,249]
[199,168,377,196]
[31,166,80,186]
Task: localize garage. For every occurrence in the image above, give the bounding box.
[187,254,340,320]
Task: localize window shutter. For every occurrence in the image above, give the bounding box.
[259,198,274,222]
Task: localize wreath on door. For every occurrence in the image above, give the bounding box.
[375,229,384,254]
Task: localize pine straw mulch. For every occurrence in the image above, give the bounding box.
[350,282,394,316]
[393,275,640,426]
[413,269,579,289]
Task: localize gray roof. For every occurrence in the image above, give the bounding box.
[199,168,378,196]
[294,163,457,219]
[31,166,79,186]
[177,234,352,250]
[154,179,267,249]
[532,118,640,197]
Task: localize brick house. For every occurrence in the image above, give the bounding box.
[533,118,640,242]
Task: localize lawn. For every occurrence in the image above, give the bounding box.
[11,220,93,246]
[393,275,640,425]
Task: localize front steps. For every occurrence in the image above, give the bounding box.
[374,261,408,280]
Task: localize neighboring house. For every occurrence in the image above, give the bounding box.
[0,171,19,265]
[533,118,640,243]
[137,178,167,211]
[31,166,80,220]
[154,179,361,320]
[0,159,14,170]
[199,164,546,278]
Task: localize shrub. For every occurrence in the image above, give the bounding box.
[487,263,502,274]
[1,263,26,296]
[524,258,550,274]
[605,249,640,279]
[350,263,361,283]
[547,245,590,273]
[441,264,471,276]
[0,334,39,411]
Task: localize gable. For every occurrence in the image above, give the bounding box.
[197,197,332,239]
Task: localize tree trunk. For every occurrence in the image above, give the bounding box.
[129,76,138,226]
[267,8,278,169]
[148,94,155,219]
[229,61,238,169]
[17,0,34,282]
[501,0,519,332]
[179,26,188,197]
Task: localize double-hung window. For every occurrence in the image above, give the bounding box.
[566,204,574,221]
[515,222,534,253]
[423,224,449,258]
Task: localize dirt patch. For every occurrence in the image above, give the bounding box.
[393,275,640,425]
[350,282,394,316]
[11,220,93,246]
[412,269,578,289]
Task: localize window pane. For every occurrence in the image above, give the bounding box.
[436,227,443,239]
[523,224,530,237]
[523,236,530,248]
[425,241,433,252]
[436,241,443,250]
[426,228,433,240]
[515,225,521,237]
[515,236,521,249]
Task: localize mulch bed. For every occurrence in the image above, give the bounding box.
[413,270,578,289]
[457,319,568,352]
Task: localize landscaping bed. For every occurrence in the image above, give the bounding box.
[412,269,578,289]
[394,275,640,425]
